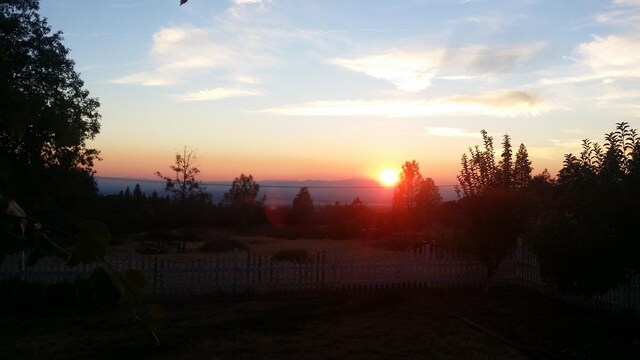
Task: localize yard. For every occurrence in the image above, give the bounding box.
[1,287,638,359]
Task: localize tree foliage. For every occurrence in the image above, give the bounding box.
[391,160,442,230]
[290,187,314,226]
[392,160,442,211]
[222,173,263,229]
[453,131,533,280]
[0,0,100,215]
[223,173,261,208]
[456,130,532,197]
[533,122,640,295]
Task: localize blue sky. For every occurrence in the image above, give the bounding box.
[39,0,640,184]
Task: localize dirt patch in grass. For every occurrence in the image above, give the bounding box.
[2,288,637,359]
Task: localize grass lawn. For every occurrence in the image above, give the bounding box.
[1,287,638,359]
[111,230,418,263]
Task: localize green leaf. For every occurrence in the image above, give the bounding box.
[67,220,111,268]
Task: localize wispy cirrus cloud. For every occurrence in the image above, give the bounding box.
[111,0,314,88]
[259,89,549,118]
[329,50,443,92]
[171,87,262,102]
[111,25,240,86]
[613,0,640,6]
[329,44,545,92]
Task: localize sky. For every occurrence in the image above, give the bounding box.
[39,0,640,186]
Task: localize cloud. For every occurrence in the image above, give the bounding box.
[329,44,544,92]
[329,50,443,92]
[171,88,262,102]
[425,127,480,138]
[111,25,239,86]
[578,35,640,75]
[550,138,585,151]
[111,71,181,86]
[542,34,640,84]
[613,0,640,6]
[449,90,542,108]
[112,8,319,87]
[259,90,549,118]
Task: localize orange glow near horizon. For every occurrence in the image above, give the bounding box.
[92,142,484,186]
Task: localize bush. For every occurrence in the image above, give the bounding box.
[272,249,311,263]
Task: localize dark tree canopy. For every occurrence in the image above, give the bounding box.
[453,131,533,281]
[456,130,532,197]
[223,173,261,208]
[291,187,314,226]
[1,0,101,213]
[391,160,441,231]
[533,122,640,295]
[392,160,441,211]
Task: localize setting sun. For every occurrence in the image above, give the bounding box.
[379,169,399,187]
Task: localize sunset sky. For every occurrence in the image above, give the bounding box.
[39,0,640,185]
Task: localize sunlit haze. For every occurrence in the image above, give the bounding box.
[380,169,399,187]
[39,0,640,185]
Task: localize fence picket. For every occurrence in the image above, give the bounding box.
[1,242,638,317]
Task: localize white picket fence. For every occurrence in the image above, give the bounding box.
[0,247,488,293]
[1,241,638,317]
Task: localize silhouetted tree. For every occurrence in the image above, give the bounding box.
[392,160,441,230]
[1,0,101,217]
[393,161,423,210]
[456,130,532,196]
[156,146,208,203]
[393,160,441,211]
[223,174,261,208]
[132,183,144,199]
[498,134,513,188]
[533,122,640,295]
[453,130,532,284]
[513,143,532,188]
[291,187,314,227]
[222,173,263,229]
[456,130,497,197]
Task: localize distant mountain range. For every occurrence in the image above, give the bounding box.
[96,177,458,206]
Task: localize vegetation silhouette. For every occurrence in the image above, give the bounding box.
[2,3,640,344]
[392,160,441,231]
[531,122,640,295]
[290,187,315,228]
[0,0,100,225]
[448,131,533,283]
[1,1,163,344]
